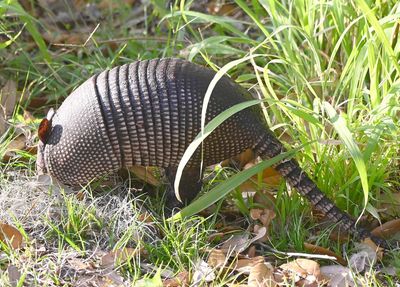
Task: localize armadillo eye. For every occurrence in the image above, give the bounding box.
[38,118,51,142]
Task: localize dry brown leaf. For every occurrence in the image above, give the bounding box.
[42,32,86,45]
[260,167,282,186]
[163,271,189,287]
[207,1,238,16]
[320,265,355,287]
[137,212,154,223]
[248,262,276,287]
[253,225,269,243]
[2,134,27,162]
[220,232,250,254]
[234,256,265,274]
[259,209,276,228]
[250,208,276,237]
[221,148,255,169]
[240,166,282,195]
[221,228,267,254]
[280,259,322,285]
[68,258,94,271]
[0,223,24,249]
[371,218,400,239]
[100,247,142,267]
[129,166,160,186]
[247,245,257,258]
[303,243,347,266]
[27,96,48,110]
[359,238,383,261]
[207,249,226,269]
[348,242,380,273]
[250,209,263,220]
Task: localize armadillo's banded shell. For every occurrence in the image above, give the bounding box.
[45,58,265,185]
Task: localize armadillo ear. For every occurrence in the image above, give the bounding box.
[38,108,55,143]
[38,118,51,142]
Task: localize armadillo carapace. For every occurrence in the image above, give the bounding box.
[37,58,384,246]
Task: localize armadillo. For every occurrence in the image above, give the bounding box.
[36,58,385,246]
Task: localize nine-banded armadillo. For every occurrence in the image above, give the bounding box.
[37,58,384,246]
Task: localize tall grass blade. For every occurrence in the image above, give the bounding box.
[323,102,369,210]
[171,150,296,220]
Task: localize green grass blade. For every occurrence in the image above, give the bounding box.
[0,1,51,62]
[162,10,249,38]
[355,0,400,75]
[171,150,296,220]
[323,101,369,209]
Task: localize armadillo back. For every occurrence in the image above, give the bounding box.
[44,58,266,185]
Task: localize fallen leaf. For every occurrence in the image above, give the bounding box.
[68,258,93,271]
[220,227,267,254]
[303,243,347,266]
[371,218,400,239]
[240,166,282,194]
[259,209,276,228]
[247,245,256,258]
[137,212,154,223]
[253,225,268,243]
[42,31,86,45]
[235,256,265,274]
[280,259,322,286]
[162,271,189,287]
[207,1,238,16]
[248,262,276,287]
[207,249,226,269]
[0,223,23,249]
[221,148,255,169]
[361,238,384,260]
[2,134,27,162]
[348,240,381,273]
[220,232,250,254]
[192,260,215,286]
[129,166,160,186]
[100,247,142,267]
[320,265,355,287]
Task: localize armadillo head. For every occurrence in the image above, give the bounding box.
[36,108,55,176]
[36,78,118,186]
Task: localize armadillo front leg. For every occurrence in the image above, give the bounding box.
[254,131,387,246]
[164,166,204,210]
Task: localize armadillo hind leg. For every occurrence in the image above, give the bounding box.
[253,131,387,247]
[164,166,204,210]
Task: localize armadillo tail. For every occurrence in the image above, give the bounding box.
[254,133,386,246]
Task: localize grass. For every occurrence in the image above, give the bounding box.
[1,0,399,285]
